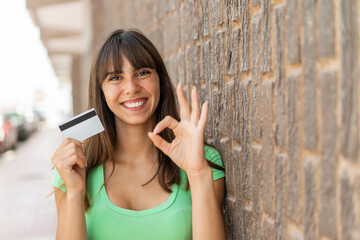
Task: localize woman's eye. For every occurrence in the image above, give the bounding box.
[109,76,121,81]
[137,70,150,77]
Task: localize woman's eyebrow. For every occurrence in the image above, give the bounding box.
[134,66,153,71]
[105,71,122,77]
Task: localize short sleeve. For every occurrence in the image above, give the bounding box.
[51,167,67,192]
[204,145,225,181]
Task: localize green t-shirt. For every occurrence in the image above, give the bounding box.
[51,145,225,240]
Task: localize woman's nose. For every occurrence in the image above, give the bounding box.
[124,77,141,94]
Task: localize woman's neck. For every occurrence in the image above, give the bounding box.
[114,118,158,167]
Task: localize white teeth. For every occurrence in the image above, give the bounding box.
[123,100,146,108]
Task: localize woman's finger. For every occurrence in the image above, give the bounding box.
[63,154,86,169]
[59,138,83,150]
[147,132,172,156]
[69,146,87,167]
[55,141,87,167]
[190,87,200,124]
[153,115,179,134]
[198,101,209,131]
[176,84,191,121]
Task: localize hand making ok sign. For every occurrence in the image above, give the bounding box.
[148,84,210,176]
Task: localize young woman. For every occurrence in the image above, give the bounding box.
[51,29,226,240]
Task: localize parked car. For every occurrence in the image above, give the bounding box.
[0,113,18,153]
[5,112,31,141]
[24,109,40,133]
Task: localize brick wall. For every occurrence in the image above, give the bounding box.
[90,0,360,239]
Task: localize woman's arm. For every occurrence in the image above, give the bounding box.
[52,138,88,240]
[188,170,226,240]
[148,85,226,240]
[54,188,87,240]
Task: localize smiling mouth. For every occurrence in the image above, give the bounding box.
[120,98,148,110]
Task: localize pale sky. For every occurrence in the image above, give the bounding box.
[0,0,71,123]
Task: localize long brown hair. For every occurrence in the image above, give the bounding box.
[83,29,223,210]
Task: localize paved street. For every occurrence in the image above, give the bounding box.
[0,125,62,239]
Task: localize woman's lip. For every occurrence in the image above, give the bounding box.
[120,97,148,104]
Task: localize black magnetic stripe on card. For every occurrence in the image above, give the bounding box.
[59,110,97,131]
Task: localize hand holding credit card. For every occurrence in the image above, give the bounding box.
[58,108,105,141]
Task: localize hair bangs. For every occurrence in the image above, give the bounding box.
[97,38,124,84]
[121,36,156,71]
[97,33,156,86]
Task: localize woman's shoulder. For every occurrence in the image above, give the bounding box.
[86,164,104,189]
[204,145,224,168]
[87,164,103,179]
[85,164,105,202]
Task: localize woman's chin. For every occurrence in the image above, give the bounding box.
[115,115,155,128]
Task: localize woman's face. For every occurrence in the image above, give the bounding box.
[101,56,160,127]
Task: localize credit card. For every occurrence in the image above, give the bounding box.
[58,108,104,141]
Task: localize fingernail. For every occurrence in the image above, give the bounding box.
[153,127,158,134]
